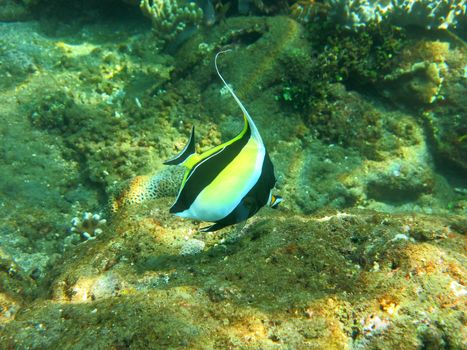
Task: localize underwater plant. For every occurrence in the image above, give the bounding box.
[278,21,406,112]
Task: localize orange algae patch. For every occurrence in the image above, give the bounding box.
[379,296,400,316]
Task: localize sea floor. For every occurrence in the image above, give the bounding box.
[0,7,466,350]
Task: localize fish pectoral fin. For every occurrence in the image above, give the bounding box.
[164,126,196,165]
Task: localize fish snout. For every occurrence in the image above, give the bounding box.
[269,195,283,209]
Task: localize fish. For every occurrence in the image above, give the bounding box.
[198,0,216,26]
[164,50,282,232]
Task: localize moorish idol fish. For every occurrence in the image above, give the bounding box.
[164,50,282,232]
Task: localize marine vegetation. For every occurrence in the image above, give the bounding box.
[277,21,407,111]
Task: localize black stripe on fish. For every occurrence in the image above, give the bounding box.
[200,150,276,232]
[170,122,252,214]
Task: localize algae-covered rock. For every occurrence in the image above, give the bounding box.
[0,247,37,299]
[1,201,465,349]
[0,0,36,21]
[379,39,467,172]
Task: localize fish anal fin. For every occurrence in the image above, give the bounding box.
[199,222,228,232]
[164,126,196,165]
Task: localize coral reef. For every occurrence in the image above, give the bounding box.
[0,23,92,292]
[0,4,466,349]
[292,0,467,30]
[382,61,446,105]
[277,21,406,112]
[25,35,178,190]
[169,15,463,216]
[378,39,467,172]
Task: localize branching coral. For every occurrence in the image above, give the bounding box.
[68,212,107,242]
[139,0,203,42]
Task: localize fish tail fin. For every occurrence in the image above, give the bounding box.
[164,126,196,165]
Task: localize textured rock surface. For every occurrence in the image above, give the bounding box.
[0,4,465,349]
[1,203,465,349]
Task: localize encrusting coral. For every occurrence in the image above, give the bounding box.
[110,166,184,212]
[179,238,206,256]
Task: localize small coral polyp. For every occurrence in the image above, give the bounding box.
[69,212,107,241]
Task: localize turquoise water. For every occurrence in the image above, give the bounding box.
[0,1,465,349]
